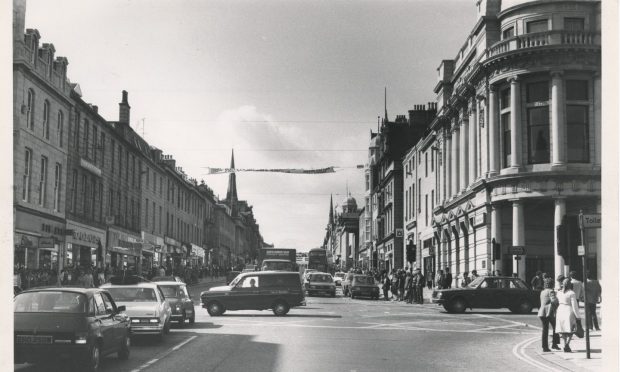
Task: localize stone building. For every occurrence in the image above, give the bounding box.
[423,0,601,285]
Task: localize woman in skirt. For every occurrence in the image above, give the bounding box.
[556,279,581,352]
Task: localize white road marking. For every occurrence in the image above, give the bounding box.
[129,336,197,372]
[512,336,565,372]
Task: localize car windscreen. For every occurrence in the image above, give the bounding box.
[335,273,345,279]
[309,274,332,282]
[353,276,374,285]
[160,285,181,298]
[14,291,87,313]
[263,261,293,270]
[106,287,157,302]
[468,276,485,288]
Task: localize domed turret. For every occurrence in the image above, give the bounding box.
[342,195,357,213]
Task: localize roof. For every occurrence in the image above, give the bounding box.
[100,282,161,288]
[20,287,100,295]
[262,259,292,262]
[242,271,300,276]
[152,281,185,286]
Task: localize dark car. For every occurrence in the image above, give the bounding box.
[341,272,355,296]
[226,271,241,285]
[151,276,184,283]
[306,272,336,297]
[350,275,380,300]
[201,271,305,316]
[14,287,130,371]
[431,276,541,314]
[155,281,196,325]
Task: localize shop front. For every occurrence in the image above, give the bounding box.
[142,231,164,276]
[14,209,66,270]
[164,236,182,272]
[65,220,106,269]
[107,227,142,275]
[190,244,205,268]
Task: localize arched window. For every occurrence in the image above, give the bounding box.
[57,110,64,147]
[43,100,50,140]
[26,89,35,130]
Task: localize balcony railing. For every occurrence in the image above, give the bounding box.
[488,30,600,58]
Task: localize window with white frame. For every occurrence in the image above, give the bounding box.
[57,110,64,147]
[43,100,50,140]
[38,156,48,207]
[26,89,35,130]
[500,87,511,167]
[22,148,32,202]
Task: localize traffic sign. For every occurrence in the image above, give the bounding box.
[581,214,601,229]
[509,245,526,255]
[578,245,585,256]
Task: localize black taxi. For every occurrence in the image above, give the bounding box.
[201,271,305,316]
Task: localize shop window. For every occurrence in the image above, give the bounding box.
[564,18,585,31]
[566,105,589,163]
[526,19,548,33]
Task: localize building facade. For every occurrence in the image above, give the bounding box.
[425,0,601,285]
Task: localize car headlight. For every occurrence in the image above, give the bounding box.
[75,332,88,344]
[176,305,182,311]
[436,292,442,298]
[149,318,159,323]
[131,318,140,323]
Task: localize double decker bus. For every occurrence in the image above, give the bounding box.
[307,248,328,273]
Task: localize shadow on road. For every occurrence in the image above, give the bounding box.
[438,310,538,316]
[172,322,223,329]
[221,313,342,319]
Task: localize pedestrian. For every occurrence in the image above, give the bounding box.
[569,271,584,303]
[531,271,544,290]
[415,269,425,304]
[443,267,452,289]
[555,274,566,291]
[390,271,399,301]
[461,271,470,287]
[435,270,444,289]
[584,272,601,331]
[398,270,406,301]
[469,270,479,283]
[404,271,413,304]
[556,279,581,352]
[382,273,391,301]
[538,277,561,352]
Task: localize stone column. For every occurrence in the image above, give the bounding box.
[491,203,502,272]
[554,197,566,278]
[488,85,499,176]
[512,199,525,279]
[469,98,477,183]
[452,125,460,196]
[593,72,601,165]
[509,77,522,170]
[551,71,566,169]
[460,113,469,192]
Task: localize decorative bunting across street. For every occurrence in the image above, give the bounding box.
[207,167,337,174]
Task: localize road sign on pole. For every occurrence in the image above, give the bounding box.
[581,213,601,229]
[579,211,591,359]
[509,245,526,255]
[577,245,585,256]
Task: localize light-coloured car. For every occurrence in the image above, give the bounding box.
[101,282,172,340]
[333,272,346,286]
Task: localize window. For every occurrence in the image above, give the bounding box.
[526,19,548,33]
[38,156,48,206]
[425,194,428,226]
[159,206,163,234]
[26,89,35,130]
[146,167,150,188]
[57,111,64,147]
[500,88,511,109]
[43,100,50,140]
[564,18,584,31]
[74,113,80,153]
[22,148,32,202]
[566,80,588,101]
[83,120,89,158]
[111,140,115,173]
[93,126,98,163]
[425,152,428,177]
[417,178,421,212]
[566,105,589,163]
[91,178,97,219]
[131,155,135,188]
[71,169,77,212]
[108,189,114,216]
[81,174,87,215]
[412,184,415,215]
[99,183,103,221]
[53,163,61,212]
[153,201,156,231]
[526,81,550,164]
[502,113,511,167]
[100,133,105,165]
[145,198,149,229]
[502,27,514,40]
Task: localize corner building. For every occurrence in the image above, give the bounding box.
[427,0,601,286]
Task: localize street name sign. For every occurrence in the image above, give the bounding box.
[509,245,526,255]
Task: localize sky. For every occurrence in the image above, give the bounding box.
[22,0,476,252]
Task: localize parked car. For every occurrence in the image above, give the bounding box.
[108,275,150,285]
[349,275,380,300]
[341,272,355,296]
[333,272,346,286]
[431,276,541,314]
[153,281,195,325]
[14,285,22,296]
[201,271,306,316]
[151,276,184,283]
[101,282,172,340]
[226,271,241,285]
[14,287,130,371]
[306,273,336,297]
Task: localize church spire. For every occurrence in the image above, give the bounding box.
[226,149,238,205]
[384,86,388,123]
[329,194,334,225]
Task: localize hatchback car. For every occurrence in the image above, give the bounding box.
[306,272,336,297]
[154,281,195,325]
[101,282,172,340]
[14,287,130,372]
[201,271,305,316]
[431,276,541,313]
[350,275,380,299]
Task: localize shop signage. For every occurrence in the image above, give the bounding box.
[72,231,100,244]
[39,237,55,248]
[165,236,180,247]
[80,158,102,177]
[473,213,486,227]
[580,214,601,229]
[19,234,34,248]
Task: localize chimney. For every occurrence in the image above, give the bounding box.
[91,105,98,113]
[13,0,26,44]
[119,90,130,124]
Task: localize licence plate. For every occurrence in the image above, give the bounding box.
[16,335,53,344]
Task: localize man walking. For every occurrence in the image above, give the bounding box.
[531,271,544,291]
[415,269,425,304]
[435,270,444,290]
[443,267,453,289]
[585,272,601,331]
[569,270,584,303]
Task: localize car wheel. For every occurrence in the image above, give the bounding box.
[83,342,101,372]
[272,301,290,316]
[178,311,186,326]
[331,291,336,297]
[512,299,533,314]
[449,298,467,313]
[350,292,355,299]
[164,318,171,334]
[189,312,195,324]
[207,301,224,316]
[118,334,130,360]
